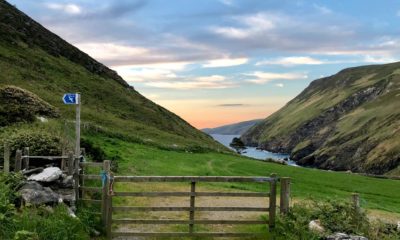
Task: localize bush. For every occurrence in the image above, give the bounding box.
[81,138,106,161]
[1,129,62,157]
[275,199,398,240]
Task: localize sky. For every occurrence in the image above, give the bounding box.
[8,0,400,129]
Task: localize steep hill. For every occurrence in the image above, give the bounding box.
[0,0,224,152]
[242,62,400,175]
[202,119,262,135]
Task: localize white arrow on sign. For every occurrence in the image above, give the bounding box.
[63,93,79,104]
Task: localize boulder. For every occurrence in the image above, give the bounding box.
[19,181,59,205]
[309,219,324,233]
[28,167,62,182]
[397,221,400,232]
[326,233,368,240]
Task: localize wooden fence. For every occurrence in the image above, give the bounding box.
[79,161,291,239]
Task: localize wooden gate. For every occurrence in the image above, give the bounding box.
[78,161,291,239]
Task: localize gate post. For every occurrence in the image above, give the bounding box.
[269,173,277,231]
[3,143,10,173]
[280,177,291,215]
[68,151,74,175]
[189,181,196,234]
[15,150,22,172]
[23,147,29,170]
[102,160,111,225]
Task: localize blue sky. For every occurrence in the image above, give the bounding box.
[9,0,400,128]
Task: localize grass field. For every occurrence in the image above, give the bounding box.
[89,135,400,215]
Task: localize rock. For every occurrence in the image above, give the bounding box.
[28,167,62,182]
[22,167,44,176]
[309,219,324,233]
[36,116,48,122]
[59,175,73,188]
[326,233,368,240]
[54,188,75,205]
[91,229,101,237]
[19,181,59,205]
[67,207,76,218]
[397,221,400,232]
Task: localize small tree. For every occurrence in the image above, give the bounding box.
[229,137,246,154]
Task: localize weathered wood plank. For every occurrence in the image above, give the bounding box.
[23,147,29,170]
[189,181,196,233]
[102,160,110,227]
[114,176,273,183]
[112,219,267,224]
[80,174,101,180]
[269,173,277,230]
[22,156,68,159]
[80,186,102,193]
[68,152,74,176]
[113,191,269,197]
[112,232,265,237]
[113,207,191,212]
[15,150,22,172]
[79,162,103,167]
[79,199,102,203]
[112,206,269,212]
[3,143,10,173]
[280,177,290,215]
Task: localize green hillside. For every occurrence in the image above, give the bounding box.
[202,119,262,135]
[242,63,400,175]
[0,0,224,152]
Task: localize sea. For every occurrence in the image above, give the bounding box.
[211,134,297,166]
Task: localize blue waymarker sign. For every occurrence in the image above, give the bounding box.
[63,93,79,104]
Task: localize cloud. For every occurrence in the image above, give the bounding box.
[219,0,233,6]
[313,4,332,15]
[211,13,276,39]
[275,83,284,88]
[362,55,397,63]
[146,75,237,90]
[245,72,308,84]
[45,3,82,15]
[75,43,148,61]
[216,103,246,107]
[202,57,248,67]
[256,56,325,66]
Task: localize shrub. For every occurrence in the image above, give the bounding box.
[1,129,62,157]
[80,138,106,161]
[275,199,399,240]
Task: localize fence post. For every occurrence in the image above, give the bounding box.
[3,143,10,173]
[23,147,29,170]
[105,162,112,240]
[189,181,196,234]
[280,177,291,215]
[269,173,277,231]
[15,150,22,172]
[74,155,80,202]
[68,151,74,175]
[102,160,111,226]
[352,193,360,212]
[61,148,66,171]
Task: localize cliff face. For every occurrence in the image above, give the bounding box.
[242,62,400,175]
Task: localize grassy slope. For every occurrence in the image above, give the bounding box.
[243,63,400,173]
[89,136,400,214]
[0,2,224,151]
